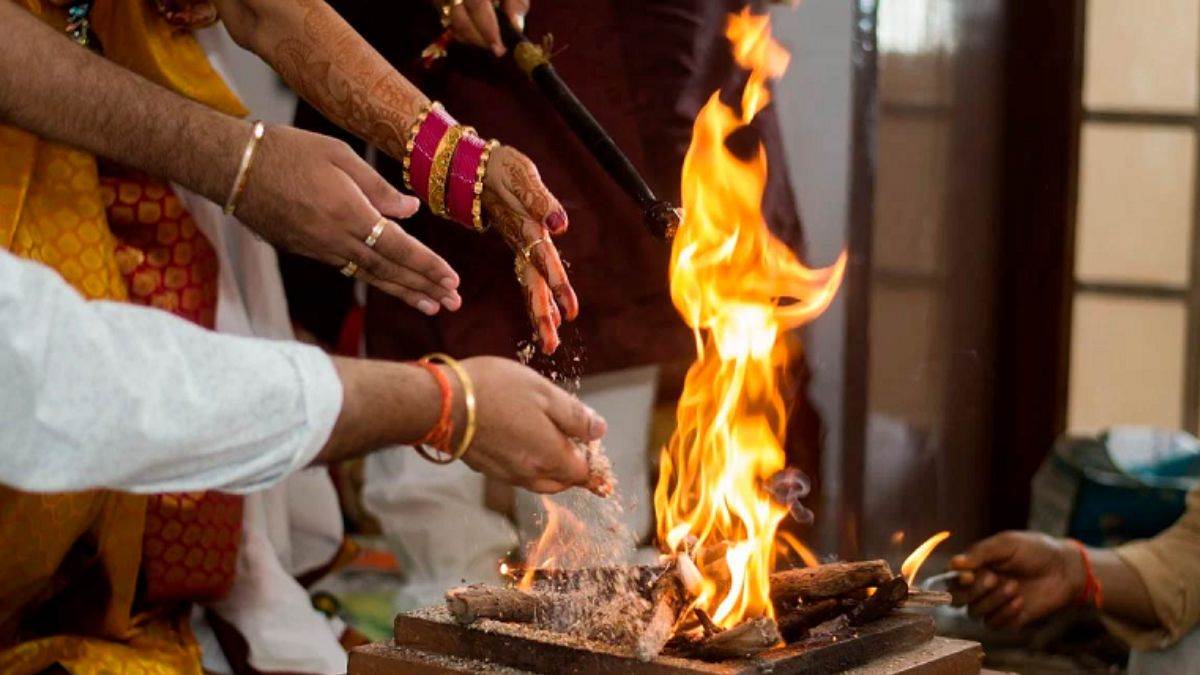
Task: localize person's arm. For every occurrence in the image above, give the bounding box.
[0,250,604,495]
[214,0,578,353]
[0,2,460,315]
[948,531,1159,631]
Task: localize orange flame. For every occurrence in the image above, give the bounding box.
[653,8,847,629]
[900,531,951,586]
[518,496,568,591]
[776,530,820,569]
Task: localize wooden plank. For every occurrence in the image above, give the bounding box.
[390,607,940,675]
[751,614,936,675]
[843,637,983,675]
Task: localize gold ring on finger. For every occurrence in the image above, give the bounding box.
[340,260,359,277]
[520,237,546,262]
[364,217,387,249]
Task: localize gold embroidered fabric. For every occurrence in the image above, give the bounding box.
[0,1,245,672]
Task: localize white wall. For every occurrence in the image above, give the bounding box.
[770,1,854,553]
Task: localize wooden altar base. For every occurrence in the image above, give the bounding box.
[349,608,983,675]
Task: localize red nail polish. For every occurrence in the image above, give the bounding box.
[546,210,567,233]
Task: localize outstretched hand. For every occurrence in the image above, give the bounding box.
[235,124,463,316]
[482,145,578,354]
[949,531,1084,630]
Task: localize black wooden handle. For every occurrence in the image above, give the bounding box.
[497,19,679,239]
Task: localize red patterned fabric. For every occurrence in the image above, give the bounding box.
[100,169,243,603]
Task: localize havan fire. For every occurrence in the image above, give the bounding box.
[428,9,960,668]
[652,8,844,629]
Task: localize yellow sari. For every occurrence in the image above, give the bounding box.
[0,1,247,672]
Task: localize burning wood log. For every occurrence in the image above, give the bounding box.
[775,598,855,641]
[526,564,666,594]
[695,617,781,660]
[903,589,953,608]
[847,576,909,626]
[445,584,562,625]
[634,564,689,661]
[769,560,893,605]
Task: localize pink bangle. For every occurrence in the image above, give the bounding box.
[406,106,456,202]
[447,133,487,229]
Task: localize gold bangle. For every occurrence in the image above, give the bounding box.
[402,101,438,193]
[224,120,264,215]
[428,125,468,218]
[423,352,476,461]
[472,139,499,232]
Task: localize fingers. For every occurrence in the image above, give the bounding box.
[531,240,579,321]
[354,243,462,312]
[544,386,607,441]
[967,578,1019,620]
[465,0,504,56]
[519,261,561,353]
[951,569,1000,607]
[502,0,529,31]
[333,150,419,220]
[951,532,1021,572]
[449,5,489,49]
[369,218,460,289]
[354,267,442,315]
[986,595,1025,629]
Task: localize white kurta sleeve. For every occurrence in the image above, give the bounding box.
[0,251,343,494]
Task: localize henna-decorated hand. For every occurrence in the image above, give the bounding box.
[481,144,577,354]
[438,0,530,56]
[235,124,463,316]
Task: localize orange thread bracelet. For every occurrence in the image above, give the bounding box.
[414,360,455,464]
[1070,539,1104,609]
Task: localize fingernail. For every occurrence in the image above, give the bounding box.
[493,43,506,57]
[417,299,438,315]
[546,210,567,233]
[441,293,462,311]
[440,276,459,290]
[516,13,526,31]
[1003,580,1018,596]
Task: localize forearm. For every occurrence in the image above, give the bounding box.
[317,356,463,465]
[0,2,246,204]
[218,0,428,160]
[1086,548,1159,628]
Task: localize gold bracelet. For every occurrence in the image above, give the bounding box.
[402,101,438,193]
[423,352,476,461]
[428,125,468,218]
[224,120,264,215]
[472,139,499,232]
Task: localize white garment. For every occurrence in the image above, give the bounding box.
[0,249,341,495]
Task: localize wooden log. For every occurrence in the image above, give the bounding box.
[769,560,893,605]
[847,576,909,626]
[775,598,855,642]
[634,566,687,661]
[903,589,953,608]
[445,584,562,624]
[527,565,667,595]
[695,617,781,661]
[693,607,720,638]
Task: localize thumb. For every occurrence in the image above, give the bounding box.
[544,387,606,442]
[336,152,419,220]
[504,0,529,31]
[952,532,1021,571]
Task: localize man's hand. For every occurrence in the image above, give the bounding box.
[324,355,606,495]
[457,356,603,493]
[236,125,463,316]
[949,531,1085,629]
[482,146,577,353]
[440,0,530,56]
